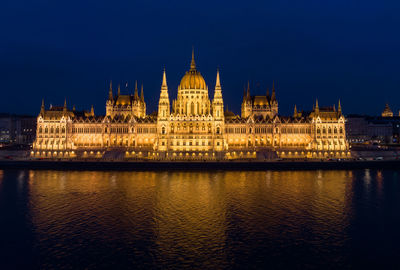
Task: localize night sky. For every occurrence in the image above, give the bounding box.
[1,0,399,116]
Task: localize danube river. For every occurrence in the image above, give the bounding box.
[1,169,400,269]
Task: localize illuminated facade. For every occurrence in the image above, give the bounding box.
[32,51,350,160]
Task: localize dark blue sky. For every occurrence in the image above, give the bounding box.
[1,0,399,116]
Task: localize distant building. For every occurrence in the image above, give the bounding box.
[0,114,36,145]
[382,103,394,117]
[346,115,396,144]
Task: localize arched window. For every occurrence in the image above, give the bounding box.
[334,127,337,134]
[162,126,166,134]
[50,127,54,133]
[56,127,59,133]
[317,128,321,134]
[39,127,42,133]
[328,127,332,134]
[62,127,65,133]
[323,127,326,134]
[339,127,343,134]
[216,127,220,134]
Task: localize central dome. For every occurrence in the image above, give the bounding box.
[179,50,207,90]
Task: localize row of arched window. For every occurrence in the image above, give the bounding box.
[317,126,343,134]
[39,126,65,134]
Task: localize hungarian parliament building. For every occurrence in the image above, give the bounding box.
[32,52,350,160]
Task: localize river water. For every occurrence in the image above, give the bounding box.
[1,169,400,269]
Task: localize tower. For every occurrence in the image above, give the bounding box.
[106,81,114,116]
[157,68,170,151]
[212,69,225,150]
[212,69,224,120]
[241,82,252,118]
[270,81,278,116]
[158,68,170,120]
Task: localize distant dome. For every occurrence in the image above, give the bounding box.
[115,95,131,106]
[179,50,207,90]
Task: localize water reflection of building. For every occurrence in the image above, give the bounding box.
[32,51,350,160]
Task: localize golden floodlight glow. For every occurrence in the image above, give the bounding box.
[31,51,349,160]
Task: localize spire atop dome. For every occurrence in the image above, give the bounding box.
[190,47,196,70]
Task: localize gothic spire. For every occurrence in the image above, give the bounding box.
[162,67,167,88]
[134,80,139,99]
[190,47,196,70]
[215,69,221,90]
[91,105,94,115]
[117,84,121,96]
[108,80,113,100]
[140,84,144,102]
[294,104,297,116]
[40,99,45,114]
[214,69,222,100]
[338,99,342,114]
[271,81,276,101]
[246,81,250,100]
[315,99,319,114]
[63,98,67,112]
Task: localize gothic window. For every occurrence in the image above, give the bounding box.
[191,102,195,115]
[50,127,54,133]
[334,127,337,134]
[162,126,166,134]
[323,127,326,134]
[339,127,343,134]
[328,127,332,134]
[216,127,220,134]
[39,127,42,133]
[317,128,321,134]
[56,127,59,133]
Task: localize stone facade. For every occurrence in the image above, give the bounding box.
[32,52,350,160]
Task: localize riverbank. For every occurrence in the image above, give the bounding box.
[0,159,400,171]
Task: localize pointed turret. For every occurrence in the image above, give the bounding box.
[213,69,224,119]
[246,81,251,100]
[40,99,45,114]
[315,99,319,114]
[117,84,120,96]
[73,105,76,111]
[158,68,170,119]
[338,99,342,114]
[108,81,113,100]
[134,80,139,100]
[140,84,144,102]
[294,104,297,117]
[91,105,94,116]
[162,67,167,87]
[214,69,222,99]
[271,81,276,101]
[63,98,67,112]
